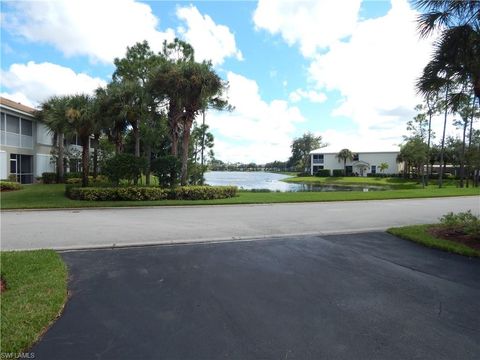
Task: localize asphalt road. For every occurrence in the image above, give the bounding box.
[32,232,480,360]
[1,196,479,250]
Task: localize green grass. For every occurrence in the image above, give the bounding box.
[283,176,424,189]
[0,183,478,209]
[0,250,68,353]
[387,225,480,257]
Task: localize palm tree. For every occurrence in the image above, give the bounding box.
[336,149,354,176]
[36,96,71,183]
[65,95,96,187]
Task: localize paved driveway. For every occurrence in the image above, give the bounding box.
[33,232,480,360]
[2,196,479,250]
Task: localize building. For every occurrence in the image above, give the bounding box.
[0,97,55,183]
[310,147,400,176]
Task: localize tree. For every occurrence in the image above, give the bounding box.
[379,162,389,173]
[399,137,429,186]
[65,95,96,187]
[36,96,71,183]
[289,132,325,172]
[336,149,354,176]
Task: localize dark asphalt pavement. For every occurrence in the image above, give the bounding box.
[32,232,480,360]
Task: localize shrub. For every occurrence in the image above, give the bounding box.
[65,172,82,179]
[332,169,344,177]
[103,154,147,185]
[42,172,57,184]
[315,169,331,177]
[169,186,238,200]
[296,172,310,177]
[0,181,22,191]
[66,175,109,185]
[439,211,480,239]
[151,155,181,188]
[66,186,168,201]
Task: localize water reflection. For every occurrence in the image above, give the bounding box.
[204,171,387,192]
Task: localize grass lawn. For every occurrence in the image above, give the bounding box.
[284,176,434,189]
[0,183,479,209]
[0,250,68,353]
[388,225,480,257]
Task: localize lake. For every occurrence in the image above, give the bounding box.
[204,171,387,192]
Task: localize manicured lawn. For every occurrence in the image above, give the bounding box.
[284,176,427,189]
[388,225,480,257]
[0,183,479,209]
[0,250,68,353]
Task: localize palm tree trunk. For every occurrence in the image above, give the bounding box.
[81,137,90,187]
[425,110,433,185]
[438,84,449,188]
[169,101,180,157]
[145,145,151,186]
[93,133,99,179]
[180,117,193,186]
[57,132,65,183]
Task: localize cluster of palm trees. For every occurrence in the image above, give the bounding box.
[37,39,229,187]
[414,0,480,187]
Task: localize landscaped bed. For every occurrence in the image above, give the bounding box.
[388,211,480,257]
[0,250,68,353]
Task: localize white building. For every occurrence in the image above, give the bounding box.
[0,97,55,183]
[310,147,400,176]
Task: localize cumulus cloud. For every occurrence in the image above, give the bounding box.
[176,5,243,65]
[253,0,361,57]
[1,61,107,106]
[289,89,327,103]
[2,0,175,63]
[207,72,304,163]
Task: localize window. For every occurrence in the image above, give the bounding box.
[6,114,19,133]
[0,112,5,131]
[21,119,33,136]
[312,154,324,163]
[353,153,359,161]
[371,165,376,174]
[10,154,33,184]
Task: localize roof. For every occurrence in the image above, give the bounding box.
[0,97,36,116]
[310,146,399,154]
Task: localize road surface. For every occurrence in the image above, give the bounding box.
[1,196,479,250]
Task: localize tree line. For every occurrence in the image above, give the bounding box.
[37,39,228,187]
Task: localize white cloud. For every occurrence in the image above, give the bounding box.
[2,0,175,63]
[176,5,243,65]
[253,0,361,57]
[289,89,327,103]
[307,0,439,147]
[207,72,304,163]
[1,61,107,106]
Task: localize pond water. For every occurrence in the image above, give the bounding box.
[204,171,387,192]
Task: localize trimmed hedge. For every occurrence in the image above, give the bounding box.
[169,186,238,200]
[66,175,109,184]
[42,172,57,184]
[315,169,331,177]
[332,169,345,177]
[66,186,168,201]
[0,181,22,191]
[66,185,238,201]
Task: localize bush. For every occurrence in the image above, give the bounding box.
[315,169,331,177]
[439,211,480,239]
[65,172,82,179]
[296,172,310,177]
[332,169,344,177]
[151,156,181,188]
[103,154,147,185]
[169,186,238,200]
[66,186,168,201]
[42,172,57,184]
[66,175,109,185]
[66,185,238,201]
[0,181,22,191]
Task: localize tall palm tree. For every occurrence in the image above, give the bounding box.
[65,94,96,187]
[336,149,354,176]
[36,96,71,183]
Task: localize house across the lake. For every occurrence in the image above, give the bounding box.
[0,97,55,183]
[309,147,400,176]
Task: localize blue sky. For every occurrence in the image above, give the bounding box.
[1,0,449,163]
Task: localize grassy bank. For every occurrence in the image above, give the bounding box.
[0,250,68,353]
[388,225,480,257]
[1,184,478,210]
[283,176,429,189]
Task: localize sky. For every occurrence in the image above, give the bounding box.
[0,0,461,164]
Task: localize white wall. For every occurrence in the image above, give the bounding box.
[0,151,7,179]
[36,123,54,146]
[35,154,55,177]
